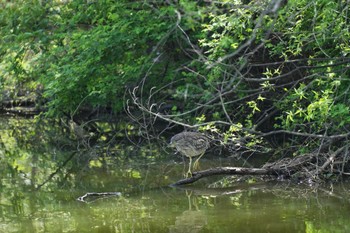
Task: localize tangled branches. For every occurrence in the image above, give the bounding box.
[263,146,350,182]
[127,0,350,183]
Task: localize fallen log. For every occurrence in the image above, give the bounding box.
[170,166,283,186]
[1,106,41,116]
[170,147,350,186]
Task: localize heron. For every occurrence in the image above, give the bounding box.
[170,132,210,177]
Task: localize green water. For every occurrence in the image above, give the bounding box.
[1,117,350,233]
[2,163,350,233]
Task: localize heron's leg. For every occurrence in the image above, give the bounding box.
[182,156,186,177]
[186,157,193,177]
[193,152,205,170]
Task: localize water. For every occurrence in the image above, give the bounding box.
[1,117,350,233]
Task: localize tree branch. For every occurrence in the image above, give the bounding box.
[254,129,350,140]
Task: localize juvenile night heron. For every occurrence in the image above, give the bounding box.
[170,132,210,177]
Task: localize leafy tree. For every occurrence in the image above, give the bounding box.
[2,0,350,179]
[131,0,350,178]
[0,0,184,116]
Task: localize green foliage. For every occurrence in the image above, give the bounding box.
[0,0,181,116]
[199,0,269,61]
[181,0,350,155]
[2,0,350,156]
[268,0,350,138]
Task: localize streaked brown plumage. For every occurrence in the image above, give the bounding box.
[170,132,209,176]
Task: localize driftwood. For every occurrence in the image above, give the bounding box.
[170,166,282,186]
[77,192,122,203]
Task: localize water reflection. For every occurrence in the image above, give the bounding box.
[169,190,207,233]
[1,116,350,232]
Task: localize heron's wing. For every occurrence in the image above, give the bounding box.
[193,138,209,149]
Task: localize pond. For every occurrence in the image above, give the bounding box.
[1,116,350,233]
